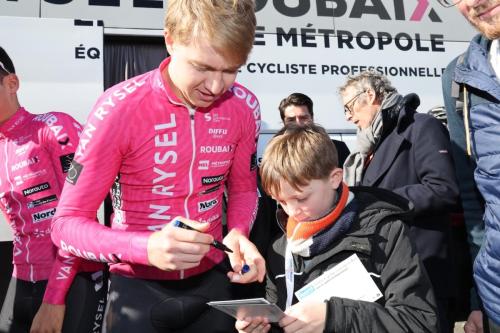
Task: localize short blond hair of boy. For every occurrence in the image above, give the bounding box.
[260,123,339,198]
[165,0,256,65]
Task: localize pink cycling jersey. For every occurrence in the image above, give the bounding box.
[0,107,95,304]
[51,57,261,281]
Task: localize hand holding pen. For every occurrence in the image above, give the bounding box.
[172,218,263,282]
[146,216,214,271]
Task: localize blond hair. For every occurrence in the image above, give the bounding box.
[165,0,256,64]
[260,123,338,198]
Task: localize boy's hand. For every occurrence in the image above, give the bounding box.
[147,217,212,271]
[235,317,271,333]
[224,228,266,283]
[30,303,65,333]
[279,301,327,333]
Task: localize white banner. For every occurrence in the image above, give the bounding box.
[238,33,470,131]
[0,1,477,41]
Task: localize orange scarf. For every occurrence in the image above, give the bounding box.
[286,182,349,241]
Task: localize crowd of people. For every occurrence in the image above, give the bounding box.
[0,0,498,332]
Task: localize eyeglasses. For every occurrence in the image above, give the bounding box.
[0,61,11,75]
[436,0,462,8]
[343,91,366,116]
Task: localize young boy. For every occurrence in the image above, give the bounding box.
[236,123,439,333]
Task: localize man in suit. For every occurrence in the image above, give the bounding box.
[340,70,459,333]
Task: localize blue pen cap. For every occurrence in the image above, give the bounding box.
[241,264,250,274]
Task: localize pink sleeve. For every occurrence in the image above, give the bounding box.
[226,93,261,235]
[38,113,83,305]
[51,95,151,267]
[42,251,80,305]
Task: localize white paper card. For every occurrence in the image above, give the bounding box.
[295,254,383,303]
[207,298,285,323]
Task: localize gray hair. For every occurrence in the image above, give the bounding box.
[339,70,397,103]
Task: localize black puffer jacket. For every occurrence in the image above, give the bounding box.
[265,186,438,333]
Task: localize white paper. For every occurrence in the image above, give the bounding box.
[295,254,383,303]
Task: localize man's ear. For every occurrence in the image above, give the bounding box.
[3,74,19,94]
[366,88,378,105]
[164,31,174,55]
[329,167,343,190]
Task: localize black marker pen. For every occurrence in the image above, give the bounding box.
[172,219,233,253]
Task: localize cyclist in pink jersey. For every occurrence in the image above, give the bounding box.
[0,47,106,333]
[50,1,264,332]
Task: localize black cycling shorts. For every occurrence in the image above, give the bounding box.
[0,271,107,333]
[104,261,238,333]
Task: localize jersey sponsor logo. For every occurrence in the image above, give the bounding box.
[199,159,231,170]
[59,153,75,173]
[200,184,221,195]
[203,113,231,122]
[202,174,224,185]
[230,85,261,138]
[14,176,23,186]
[149,115,178,221]
[22,182,50,197]
[33,113,77,150]
[14,145,29,156]
[198,160,210,170]
[211,160,231,169]
[66,160,84,185]
[208,128,228,138]
[76,78,146,159]
[198,198,218,212]
[92,298,106,333]
[33,227,51,238]
[60,240,123,264]
[198,214,220,224]
[20,169,48,184]
[250,152,257,171]
[5,114,25,133]
[13,135,32,145]
[31,207,56,223]
[200,145,233,154]
[27,194,57,209]
[11,156,39,172]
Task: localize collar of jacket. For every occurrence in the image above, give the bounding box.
[454,34,500,101]
[273,186,414,272]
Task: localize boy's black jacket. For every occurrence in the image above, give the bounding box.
[266,186,438,333]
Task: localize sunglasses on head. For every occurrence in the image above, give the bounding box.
[0,61,11,75]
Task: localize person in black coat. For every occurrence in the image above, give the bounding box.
[278,92,350,166]
[340,71,459,333]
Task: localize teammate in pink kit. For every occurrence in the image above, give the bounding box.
[0,47,106,332]
[50,1,264,332]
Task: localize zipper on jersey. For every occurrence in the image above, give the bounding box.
[181,107,197,279]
